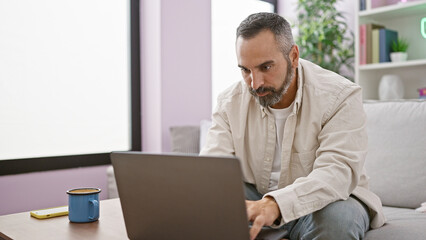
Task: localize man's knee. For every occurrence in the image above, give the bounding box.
[295,197,370,240]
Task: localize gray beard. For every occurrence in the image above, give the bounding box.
[249,63,294,108]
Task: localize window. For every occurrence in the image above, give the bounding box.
[0,0,141,175]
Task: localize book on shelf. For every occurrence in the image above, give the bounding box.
[372,29,380,63]
[366,24,384,63]
[360,0,366,10]
[366,0,372,10]
[379,28,398,62]
[359,0,374,11]
[359,24,367,65]
[359,23,384,64]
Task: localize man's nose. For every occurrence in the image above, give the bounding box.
[250,71,264,90]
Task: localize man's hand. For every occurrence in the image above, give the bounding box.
[246,196,281,240]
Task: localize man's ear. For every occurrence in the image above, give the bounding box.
[289,45,299,68]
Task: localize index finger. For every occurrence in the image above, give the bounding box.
[250,215,265,240]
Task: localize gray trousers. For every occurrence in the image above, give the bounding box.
[244,183,370,240]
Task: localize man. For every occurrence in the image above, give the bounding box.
[200,13,385,240]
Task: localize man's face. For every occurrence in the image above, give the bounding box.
[236,30,295,108]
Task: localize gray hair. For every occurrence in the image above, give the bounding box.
[236,12,295,57]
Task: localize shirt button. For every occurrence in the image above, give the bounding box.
[270,125,274,130]
[266,157,271,162]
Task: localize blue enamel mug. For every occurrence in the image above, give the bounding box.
[67,187,101,223]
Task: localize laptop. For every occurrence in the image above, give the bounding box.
[111,152,287,240]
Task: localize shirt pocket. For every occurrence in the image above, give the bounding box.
[291,148,317,177]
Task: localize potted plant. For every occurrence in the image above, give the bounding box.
[296,0,354,80]
[390,38,409,62]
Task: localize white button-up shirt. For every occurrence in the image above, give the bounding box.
[200,58,385,228]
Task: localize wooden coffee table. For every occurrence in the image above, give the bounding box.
[0,198,127,240]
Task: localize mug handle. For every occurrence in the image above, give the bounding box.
[89,199,99,220]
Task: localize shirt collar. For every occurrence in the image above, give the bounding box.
[294,60,304,115]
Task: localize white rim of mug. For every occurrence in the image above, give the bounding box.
[66,187,102,195]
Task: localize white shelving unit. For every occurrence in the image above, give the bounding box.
[355,0,426,100]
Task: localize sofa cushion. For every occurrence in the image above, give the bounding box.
[199,120,212,152]
[170,125,200,154]
[363,100,426,208]
[365,206,426,240]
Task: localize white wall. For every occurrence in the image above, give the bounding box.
[211,0,273,111]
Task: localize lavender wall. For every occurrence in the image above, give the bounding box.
[142,0,212,152]
[0,165,109,215]
[160,0,212,151]
[0,0,212,215]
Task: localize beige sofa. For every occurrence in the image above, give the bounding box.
[362,100,426,239]
[107,100,426,239]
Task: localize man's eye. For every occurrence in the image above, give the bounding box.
[263,65,271,71]
[241,68,250,74]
